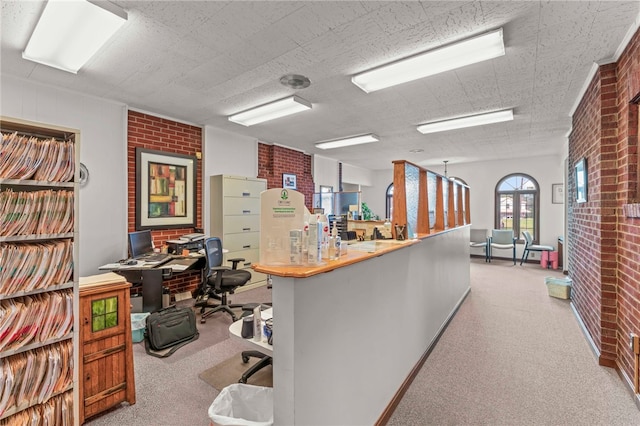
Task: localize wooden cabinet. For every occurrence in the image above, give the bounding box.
[0,117,78,424]
[78,279,135,424]
[210,175,267,289]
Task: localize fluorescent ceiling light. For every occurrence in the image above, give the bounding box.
[228,96,312,126]
[417,109,514,134]
[22,0,127,74]
[315,134,379,150]
[352,28,505,93]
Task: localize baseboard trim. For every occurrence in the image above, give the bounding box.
[570,301,601,361]
[616,360,640,410]
[375,286,472,425]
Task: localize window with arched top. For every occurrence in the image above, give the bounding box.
[495,173,540,242]
[385,183,393,220]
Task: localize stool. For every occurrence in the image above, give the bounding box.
[541,251,558,269]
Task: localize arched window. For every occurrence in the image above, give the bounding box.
[385,183,393,220]
[495,174,540,242]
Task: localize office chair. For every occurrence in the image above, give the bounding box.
[469,228,489,262]
[489,229,517,265]
[520,231,554,265]
[194,237,251,323]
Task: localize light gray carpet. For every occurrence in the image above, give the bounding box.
[387,258,640,425]
[85,285,272,426]
[199,351,273,390]
[85,262,639,426]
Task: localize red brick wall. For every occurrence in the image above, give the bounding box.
[257,143,314,210]
[127,110,203,297]
[569,27,640,391]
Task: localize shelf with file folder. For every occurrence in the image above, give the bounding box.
[0,332,73,359]
[0,232,74,242]
[0,178,75,188]
[0,281,74,300]
[0,385,73,421]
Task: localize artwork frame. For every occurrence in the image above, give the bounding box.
[283,173,297,190]
[575,158,588,203]
[552,183,564,204]
[135,148,197,230]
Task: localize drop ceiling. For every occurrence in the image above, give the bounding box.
[1,1,639,170]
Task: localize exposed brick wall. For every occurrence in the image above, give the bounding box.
[569,26,640,391]
[127,110,203,297]
[257,143,314,210]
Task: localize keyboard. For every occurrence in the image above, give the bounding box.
[140,252,171,263]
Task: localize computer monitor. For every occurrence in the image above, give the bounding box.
[128,230,154,258]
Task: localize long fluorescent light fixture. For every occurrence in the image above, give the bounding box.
[315,134,379,150]
[417,109,514,134]
[352,28,505,93]
[228,96,312,126]
[22,0,127,74]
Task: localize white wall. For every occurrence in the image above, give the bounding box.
[342,162,373,186]
[361,169,393,220]
[203,125,258,236]
[311,154,339,191]
[1,75,128,276]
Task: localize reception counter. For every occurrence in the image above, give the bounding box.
[253,225,471,425]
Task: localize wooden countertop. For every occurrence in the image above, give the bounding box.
[253,236,423,278]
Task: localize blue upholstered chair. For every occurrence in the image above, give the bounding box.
[470,229,489,262]
[489,229,516,265]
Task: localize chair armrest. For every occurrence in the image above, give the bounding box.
[208,266,231,291]
[227,257,246,270]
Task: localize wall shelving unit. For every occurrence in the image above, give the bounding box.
[0,117,80,424]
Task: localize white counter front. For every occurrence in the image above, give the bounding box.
[256,226,471,425]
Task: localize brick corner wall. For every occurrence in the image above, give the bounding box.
[127,110,203,297]
[568,26,640,390]
[257,143,314,210]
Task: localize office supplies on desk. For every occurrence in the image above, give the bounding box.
[166,238,205,254]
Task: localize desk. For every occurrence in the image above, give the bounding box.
[229,308,273,354]
[99,254,205,312]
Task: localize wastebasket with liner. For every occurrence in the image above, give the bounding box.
[131,312,150,343]
[545,276,572,299]
[208,383,273,426]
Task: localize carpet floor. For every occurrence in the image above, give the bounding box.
[198,351,273,390]
[85,261,640,425]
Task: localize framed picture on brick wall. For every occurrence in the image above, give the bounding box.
[283,173,297,190]
[575,158,587,203]
[136,148,197,230]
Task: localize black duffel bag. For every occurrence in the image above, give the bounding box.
[144,305,199,358]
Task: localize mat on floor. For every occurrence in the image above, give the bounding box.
[198,351,272,391]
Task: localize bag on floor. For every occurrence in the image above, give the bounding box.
[144,305,199,358]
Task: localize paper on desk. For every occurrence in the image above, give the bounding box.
[169,264,189,271]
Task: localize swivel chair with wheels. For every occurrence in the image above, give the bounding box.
[520,231,554,265]
[488,229,517,265]
[194,237,251,323]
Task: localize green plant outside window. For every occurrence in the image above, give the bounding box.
[91,296,118,332]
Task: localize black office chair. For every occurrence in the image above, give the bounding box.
[194,237,251,323]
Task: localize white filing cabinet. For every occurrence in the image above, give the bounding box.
[210,175,267,290]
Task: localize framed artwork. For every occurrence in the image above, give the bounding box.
[575,158,588,203]
[283,173,297,190]
[552,183,564,204]
[135,148,197,230]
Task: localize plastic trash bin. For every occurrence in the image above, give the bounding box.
[208,383,273,426]
[131,312,150,343]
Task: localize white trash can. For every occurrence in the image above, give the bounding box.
[208,383,273,426]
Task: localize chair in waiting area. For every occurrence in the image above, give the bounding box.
[194,237,251,323]
[489,229,517,265]
[469,229,489,262]
[520,230,554,265]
